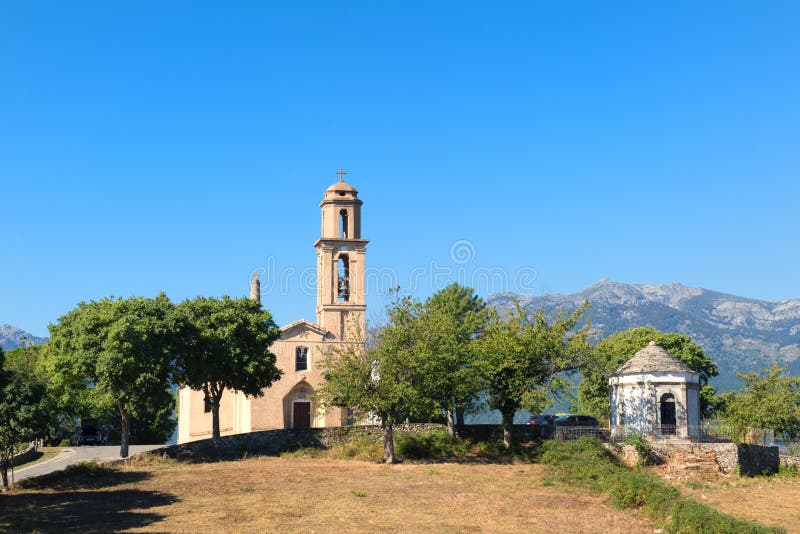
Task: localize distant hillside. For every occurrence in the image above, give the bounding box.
[489,279,800,391]
[0,324,48,351]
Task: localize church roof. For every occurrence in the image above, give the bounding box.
[280,318,329,337]
[613,341,697,376]
[326,178,358,193]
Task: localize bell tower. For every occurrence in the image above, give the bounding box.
[314,170,368,340]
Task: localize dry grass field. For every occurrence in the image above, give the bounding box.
[1,455,657,533]
[677,476,800,533]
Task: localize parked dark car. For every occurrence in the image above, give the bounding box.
[553,414,600,427]
[527,414,557,438]
[528,415,557,426]
[77,418,101,445]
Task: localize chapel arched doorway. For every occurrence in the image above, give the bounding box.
[660,393,676,435]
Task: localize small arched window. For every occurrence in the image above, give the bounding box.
[339,209,349,239]
[295,347,308,371]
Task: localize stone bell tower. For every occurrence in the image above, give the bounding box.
[314,170,368,341]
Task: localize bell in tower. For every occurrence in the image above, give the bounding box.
[314,169,368,340]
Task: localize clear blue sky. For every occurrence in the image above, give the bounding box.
[2,1,799,338]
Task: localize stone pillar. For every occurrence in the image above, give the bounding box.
[250,272,261,304]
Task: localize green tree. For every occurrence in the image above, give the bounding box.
[577,327,718,422]
[418,283,489,438]
[718,364,800,438]
[478,301,591,448]
[43,294,185,457]
[3,344,58,445]
[0,360,53,488]
[317,295,434,463]
[176,296,282,439]
[4,345,44,378]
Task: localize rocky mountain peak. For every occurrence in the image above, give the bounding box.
[0,324,48,351]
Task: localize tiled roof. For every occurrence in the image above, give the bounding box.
[613,341,697,375]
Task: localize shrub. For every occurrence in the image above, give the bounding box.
[326,437,383,462]
[472,440,511,460]
[396,430,469,460]
[625,433,658,466]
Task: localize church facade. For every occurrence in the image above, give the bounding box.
[177,176,367,444]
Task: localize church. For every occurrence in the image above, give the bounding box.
[177,175,367,444]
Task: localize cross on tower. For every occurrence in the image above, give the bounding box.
[336,166,348,181]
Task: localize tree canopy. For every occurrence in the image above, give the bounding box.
[478,300,591,448]
[717,363,800,438]
[43,294,185,457]
[317,294,435,463]
[577,326,719,421]
[176,296,282,439]
[0,345,53,488]
[416,283,489,437]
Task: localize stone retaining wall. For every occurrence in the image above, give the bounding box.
[781,455,800,469]
[616,441,780,476]
[11,443,37,467]
[145,424,543,460]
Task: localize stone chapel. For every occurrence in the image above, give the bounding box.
[177,175,367,444]
[608,341,701,439]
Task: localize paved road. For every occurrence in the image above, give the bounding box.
[12,444,165,483]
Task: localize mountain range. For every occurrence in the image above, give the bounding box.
[488,279,800,391]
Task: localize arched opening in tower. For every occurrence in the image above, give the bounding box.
[337,254,350,302]
[339,209,349,239]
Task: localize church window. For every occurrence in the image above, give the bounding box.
[339,209,349,239]
[337,255,350,302]
[203,396,212,413]
[296,346,308,371]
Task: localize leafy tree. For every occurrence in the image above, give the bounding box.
[317,295,435,463]
[577,327,718,422]
[3,345,58,445]
[43,294,185,457]
[478,300,591,448]
[0,359,53,488]
[718,364,800,438]
[4,345,44,378]
[176,296,282,439]
[417,284,489,438]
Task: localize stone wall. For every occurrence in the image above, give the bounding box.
[146,424,543,460]
[11,443,37,467]
[618,442,779,476]
[780,455,800,469]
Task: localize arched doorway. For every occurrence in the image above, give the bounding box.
[284,382,314,429]
[660,393,676,435]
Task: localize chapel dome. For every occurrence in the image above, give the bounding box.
[613,341,697,376]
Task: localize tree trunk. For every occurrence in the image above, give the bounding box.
[212,402,221,439]
[501,408,514,449]
[382,422,396,464]
[456,406,465,428]
[446,409,456,440]
[120,412,131,458]
[118,399,132,458]
[1,459,9,489]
